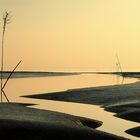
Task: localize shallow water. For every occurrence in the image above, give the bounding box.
[3,74,140,139]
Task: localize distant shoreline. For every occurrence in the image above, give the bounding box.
[1,71,80,79]
[96,72,140,78]
[1,71,140,79]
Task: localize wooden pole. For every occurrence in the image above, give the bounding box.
[2,60,22,91]
[116,53,123,74]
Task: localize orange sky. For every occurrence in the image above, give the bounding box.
[0,0,140,71]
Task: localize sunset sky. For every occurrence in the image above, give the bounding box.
[0,0,140,71]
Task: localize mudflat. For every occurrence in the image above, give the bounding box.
[25,81,140,138]
[0,103,129,140]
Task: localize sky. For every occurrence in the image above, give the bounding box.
[0,0,140,72]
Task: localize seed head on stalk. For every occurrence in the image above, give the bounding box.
[1,11,11,102]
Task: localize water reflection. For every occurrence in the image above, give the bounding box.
[31,100,139,140]
[3,74,140,139]
[4,74,138,102]
[116,75,124,85]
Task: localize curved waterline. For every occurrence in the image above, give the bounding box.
[5,74,140,139]
[23,98,139,140]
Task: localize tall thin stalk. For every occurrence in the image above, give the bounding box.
[1,11,11,102]
[116,53,123,74]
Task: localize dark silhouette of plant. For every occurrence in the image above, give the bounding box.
[1,11,11,102]
[1,11,22,102]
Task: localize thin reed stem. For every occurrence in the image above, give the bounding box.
[1,11,11,102]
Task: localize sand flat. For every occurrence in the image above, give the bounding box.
[0,103,129,140]
[25,81,140,138]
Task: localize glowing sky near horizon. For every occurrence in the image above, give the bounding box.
[0,0,140,71]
